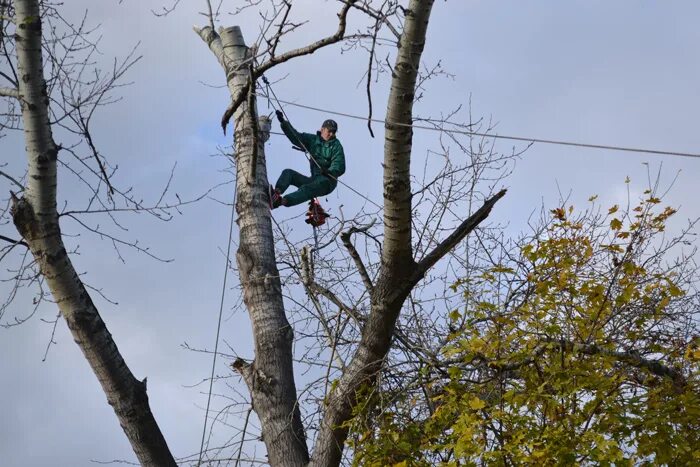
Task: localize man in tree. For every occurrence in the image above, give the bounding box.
[269,109,345,209]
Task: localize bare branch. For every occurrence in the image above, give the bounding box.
[414,189,507,279]
[341,221,376,294]
[0,86,18,98]
[268,0,292,59]
[0,168,24,190]
[78,112,115,196]
[0,234,28,248]
[205,0,215,30]
[219,0,358,132]
[307,280,358,321]
[343,0,401,40]
[0,71,18,87]
[256,0,357,75]
[364,18,380,138]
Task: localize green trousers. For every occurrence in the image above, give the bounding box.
[275,169,337,207]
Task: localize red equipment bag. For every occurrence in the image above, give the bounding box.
[305,199,330,227]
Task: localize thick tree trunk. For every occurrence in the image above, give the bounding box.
[309,2,436,466]
[196,26,310,466]
[11,1,175,465]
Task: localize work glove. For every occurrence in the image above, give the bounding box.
[275,110,284,123]
[320,168,331,177]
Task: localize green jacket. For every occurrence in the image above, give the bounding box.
[280,120,346,178]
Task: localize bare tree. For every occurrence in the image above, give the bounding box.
[195,1,509,465]
[1,1,184,464]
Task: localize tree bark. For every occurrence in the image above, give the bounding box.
[198,3,506,466]
[11,1,175,465]
[196,25,310,466]
[309,2,437,466]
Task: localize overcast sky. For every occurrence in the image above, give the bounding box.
[2,1,700,465]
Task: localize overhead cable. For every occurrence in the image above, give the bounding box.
[259,93,700,160]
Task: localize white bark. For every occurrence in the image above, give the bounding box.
[309,2,437,465]
[12,1,175,464]
[0,86,19,98]
[196,25,310,466]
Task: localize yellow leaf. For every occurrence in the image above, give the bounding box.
[551,207,566,220]
[392,461,408,467]
[669,283,684,297]
[608,205,619,214]
[610,218,623,230]
[469,397,486,410]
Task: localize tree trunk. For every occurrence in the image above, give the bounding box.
[196,26,310,466]
[11,1,175,465]
[309,2,436,466]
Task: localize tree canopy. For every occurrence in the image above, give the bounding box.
[350,186,700,466]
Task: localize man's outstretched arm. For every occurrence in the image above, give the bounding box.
[276,110,313,149]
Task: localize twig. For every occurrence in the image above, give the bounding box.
[42,311,62,361]
[364,18,380,138]
[0,168,24,190]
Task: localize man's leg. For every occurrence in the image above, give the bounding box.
[275,169,312,194]
[283,176,336,207]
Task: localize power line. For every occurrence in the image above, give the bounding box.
[259,93,700,160]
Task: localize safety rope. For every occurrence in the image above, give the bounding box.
[197,169,238,467]
[312,225,319,255]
